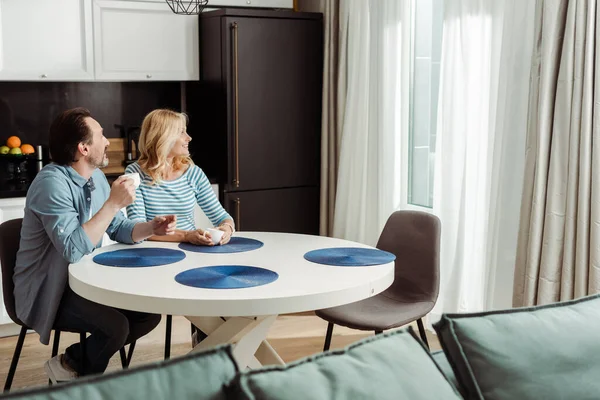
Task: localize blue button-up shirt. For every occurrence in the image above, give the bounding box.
[13,164,137,344]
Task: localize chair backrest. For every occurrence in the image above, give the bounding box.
[0,218,23,325]
[376,211,441,303]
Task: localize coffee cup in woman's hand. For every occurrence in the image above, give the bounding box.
[204,228,225,245]
[185,229,214,246]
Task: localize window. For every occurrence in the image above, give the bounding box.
[407,0,443,208]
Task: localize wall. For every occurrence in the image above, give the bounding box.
[0,82,181,150]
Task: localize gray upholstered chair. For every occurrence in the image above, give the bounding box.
[316,210,441,350]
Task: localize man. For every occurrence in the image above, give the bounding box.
[13,108,176,383]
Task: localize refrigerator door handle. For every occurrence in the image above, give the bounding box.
[231,21,240,189]
[234,197,241,231]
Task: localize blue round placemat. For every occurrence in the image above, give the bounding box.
[178,237,264,254]
[175,265,278,289]
[304,247,396,266]
[93,248,186,268]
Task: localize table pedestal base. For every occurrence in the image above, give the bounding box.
[186,315,285,369]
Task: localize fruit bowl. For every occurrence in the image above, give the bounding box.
[0,153,34,160]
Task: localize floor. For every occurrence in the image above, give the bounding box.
[0,313,440,391]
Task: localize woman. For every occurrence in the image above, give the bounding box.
[125,109,234,245]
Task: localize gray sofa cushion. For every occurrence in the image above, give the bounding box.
[434,293,600,400]
[3,345,238,400]
[229,327,461,400]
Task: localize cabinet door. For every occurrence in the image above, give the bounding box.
[0,198,25,326]
[224,187,319,235]
[93,0,199,81]
[223,16,323,192]
[134,0,293,7]
[0,0,94,81]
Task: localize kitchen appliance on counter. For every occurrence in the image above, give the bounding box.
[114,124,141,167]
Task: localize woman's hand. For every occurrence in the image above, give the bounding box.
[184,229,214,246]
[217,224,234,245]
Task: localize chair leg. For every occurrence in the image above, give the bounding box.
[51,330,61,357]
[417,318,429,350]
[119,347,127,368]
[126,341,136,367]
[79,332,86,376]
[164,315,172,360]
[4,326,27,392]
[323,322,334,352]
[375,330,383,335]
[49,330,61,385]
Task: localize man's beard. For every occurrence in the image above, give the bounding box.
[99,155,109,168]
[88,149,108,168]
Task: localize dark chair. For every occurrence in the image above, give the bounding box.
[316,211,441,351]
[0,218,134,392]
[163,317,207,360]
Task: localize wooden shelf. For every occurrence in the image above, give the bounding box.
[102,138,137,175]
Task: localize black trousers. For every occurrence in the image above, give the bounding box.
[53,287,161,375]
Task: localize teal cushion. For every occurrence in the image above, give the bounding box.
[434,293,600,400]
[431,350,463,397]
[230,328,461,400]
[4,345,238,400]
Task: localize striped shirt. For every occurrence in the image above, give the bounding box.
[125,162,231,231]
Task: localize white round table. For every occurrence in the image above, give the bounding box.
[69,232,394,368]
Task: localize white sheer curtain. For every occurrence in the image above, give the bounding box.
[431,0,536,319]
[332,0,412,246]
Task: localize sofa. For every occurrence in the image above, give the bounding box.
[3,293,600,400]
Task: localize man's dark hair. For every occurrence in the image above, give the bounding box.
[49,107,93,165]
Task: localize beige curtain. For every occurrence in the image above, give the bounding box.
[296,0,345,236]
[514,0,600,307]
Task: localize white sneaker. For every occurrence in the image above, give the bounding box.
[44,354,78,384]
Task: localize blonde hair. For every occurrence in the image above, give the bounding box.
[137,109,193,184]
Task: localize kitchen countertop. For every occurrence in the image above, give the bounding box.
[0,170,220,199]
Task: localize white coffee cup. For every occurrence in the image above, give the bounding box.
[204,228,225,245]
[122,172,140,188]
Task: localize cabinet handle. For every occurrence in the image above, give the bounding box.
[40,74,47,79]
[231,21,240,188]
[146,74,152,79]
[234,198,241,231]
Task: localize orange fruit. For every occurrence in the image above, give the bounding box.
[6,136,21,149]
[20,144,34,155]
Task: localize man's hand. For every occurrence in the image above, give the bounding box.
[107,176,136,210]
[184,229,214,246]
[152,215,176,236]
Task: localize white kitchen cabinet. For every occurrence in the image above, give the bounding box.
[0,0,94,81]
[126,0,293,8]
[0,197,25,223]
[207,0,293,7]
[93,0,199,81]
[0,197,25,331]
